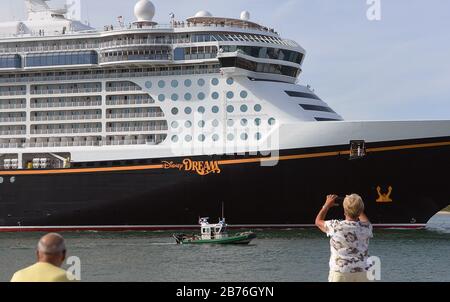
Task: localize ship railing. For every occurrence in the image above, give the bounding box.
[0,143,21,148]
[106,112,164,119]
[105,86,142,92]
[106,99,152,106]
[0,91,27,96]
[27,141,102,148]
[31,128,102,135]
[31,115,102,122]
[0,68,220,84]
[0,104,26,109]
[30,88,102,95]
[31,101,102,108]
[106,126,168,132]
[100,55,172,63]
[0,117,26,123]
[0,130,26,135]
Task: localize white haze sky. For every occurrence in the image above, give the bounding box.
[1,0,449,121]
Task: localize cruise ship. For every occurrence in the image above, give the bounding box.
[0,0,449,231]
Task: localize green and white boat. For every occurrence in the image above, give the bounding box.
[173,218,256,245]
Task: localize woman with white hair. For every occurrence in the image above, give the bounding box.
[315,194,373,282]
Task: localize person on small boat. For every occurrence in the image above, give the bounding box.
[315,194,373,282]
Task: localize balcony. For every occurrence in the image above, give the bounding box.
[106,112,164,119]
[31,100,102,108]
[30,88,101,95]
[31,114,102,122]
[0,117,26,123]
[31,128,102,135]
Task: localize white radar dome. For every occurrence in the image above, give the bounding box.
[134,0,156,22]
[194,10,213,18]
[240,11,250,21]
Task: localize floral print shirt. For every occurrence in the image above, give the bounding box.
[325,220,373,273]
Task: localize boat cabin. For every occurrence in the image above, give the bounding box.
[199,217,228,240]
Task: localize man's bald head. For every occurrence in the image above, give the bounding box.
[36,233,66,267]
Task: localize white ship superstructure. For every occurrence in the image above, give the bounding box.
[0,0,449,231]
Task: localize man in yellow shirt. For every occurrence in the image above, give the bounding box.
[11,233,74,282]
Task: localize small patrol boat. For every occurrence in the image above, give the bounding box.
[173,217,256,245]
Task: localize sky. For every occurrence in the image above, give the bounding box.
[1,0,450,121]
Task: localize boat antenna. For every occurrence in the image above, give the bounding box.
[221,202,225,220]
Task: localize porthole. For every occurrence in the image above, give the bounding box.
[158,94,165,102]
[171,108,179,115]
[185,120,192,128]
[227,105,234,113]
[212,106,219,113]
[158,80,165,88]
[185,135,192,142]
[171,135,178,143]
[198,120,205,128]
[197,106,205,114]
[255,132,262,140]
[240,105,248,113]
[198,134,206,142]
[184,79,192,87]
[226,91,234,99]
[212,92,219,100]
[211,78,219,86]
[227,133,235,141]
[184,107,192,114]
[171,121,179,128]
[269,118,276,125]
[241,133,248,141]
[227,119,234,127]
[171,80,178,88]
[226,77,234,85]
[171,93,179,101]
[241,119,248,126]
[255,118,261,126]
[212,134,220,141]
[198,79,205,86]
[184,93,192,101]
[145,81,152,89]
[212,119,219,127]
[254,104,262,112]
[240,90,248,98]
[198,92,206,100]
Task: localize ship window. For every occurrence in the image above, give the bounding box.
[255,118,262,126]
[212,134,219,141]
[268,118,276,125]
[241,133,248,141]
[184,107,192,114]
[197,106,205,114]
[300,104,335,113]
[211,92,219,100]
[212,119,219,127]
[285,90,321,100]
[171,80,178,88]
[240,105,248,113]
[211,78,219,86]
[227,133,234,141]
[171,94,179,101]
[197,79,205,87]
[158,94,165,102]
[171,121,179,128]
[198,134,206,142]
[226,91,234,99]
[254,104,262,112]
[315,117,341,121]
[171,135,178,143]
[241,119,248,126]
[184,79,192,87]
[226,78,234,85]
[171,108,178,115]
[227,119,234,127]
[255,133,262,140]
[198,92,205,100]
[240,90,248,99]
[212,106,219,114]
[227,105,234,113]
[350,140,366,160]
[185,135,192,142]
[198,120,205,128]
[184,93,192,101]
[158,80,165,88]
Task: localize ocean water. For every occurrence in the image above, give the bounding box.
[1,214,449,282]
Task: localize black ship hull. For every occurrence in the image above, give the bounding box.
[1,136,449,231]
